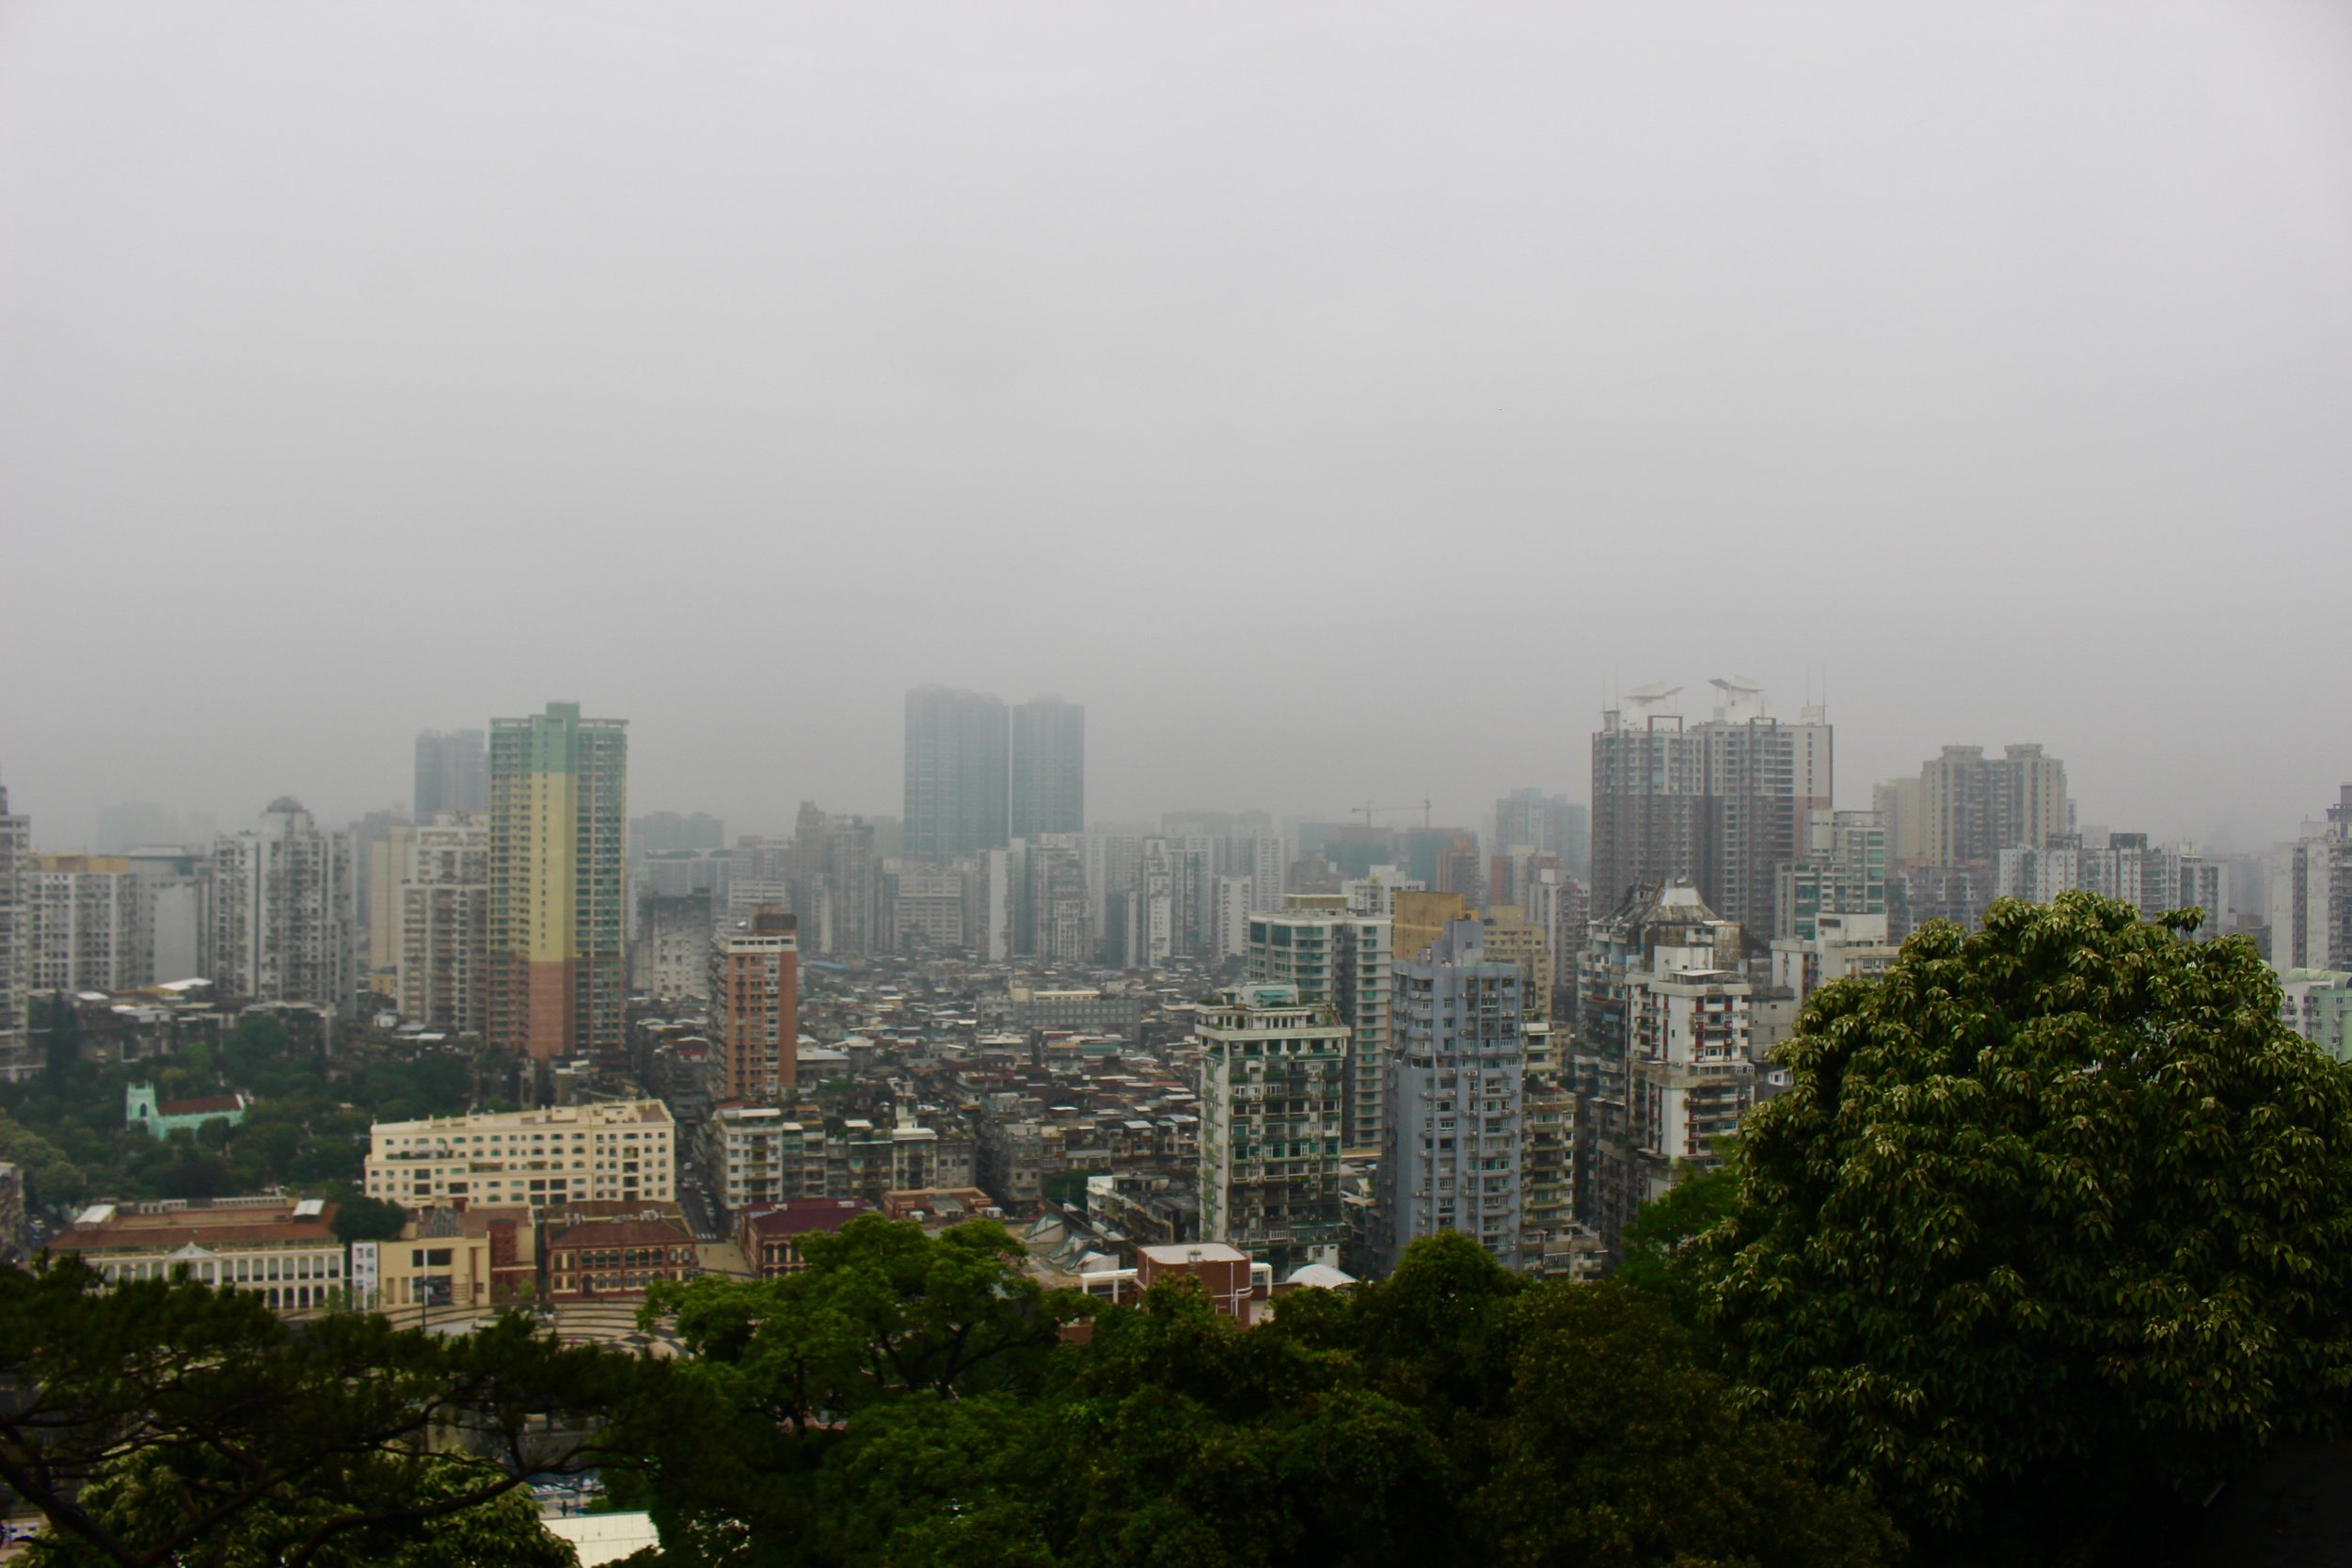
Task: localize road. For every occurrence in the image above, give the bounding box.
[677,1182,723,1242]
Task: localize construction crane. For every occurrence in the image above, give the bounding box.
[1353,798,1433,829]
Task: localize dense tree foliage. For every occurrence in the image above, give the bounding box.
[1699,893,2352,1559]
[0,1016,492,1210]
[23,1452,575,1568]
[617,1222,1896,1568]
[0,1259,656,1568]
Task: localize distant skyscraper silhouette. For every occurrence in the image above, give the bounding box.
[1010,697,1085,840]
[902,687,1009,863]
[414,729,488,817]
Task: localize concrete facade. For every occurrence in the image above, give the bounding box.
[1197,983,1349,1275]
[1382,918,1525,1270]
[364,1100,675,1210]
[1247,901,1393,1153]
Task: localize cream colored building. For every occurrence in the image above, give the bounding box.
[1478,905,1554,1022]
[49,1196,346,1316]
[364,1100,675,1210]
[354,1204,536,1316]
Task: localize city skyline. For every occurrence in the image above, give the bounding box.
[4,673,2333,861]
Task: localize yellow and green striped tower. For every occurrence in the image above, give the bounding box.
[486,702,628,1068]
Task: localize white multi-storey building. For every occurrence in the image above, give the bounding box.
[1197,983,1349,1275]
[1247,898,1394,1153]
[0,787,29,1081]
[2271,787,2352,973]
[364,1101,675,1210]
[1573,879,1752,1260]
[1998,832,2224,927]
[50,1196,347,1316]
[211,799,356,1011]
[26,854,138,993]
[395,813,488,1036]
[701,1101,816,1212]
[1209,874,1254,961]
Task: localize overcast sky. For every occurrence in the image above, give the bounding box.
[3,1,2347,850]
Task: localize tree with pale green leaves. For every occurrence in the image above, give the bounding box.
[1703,892,2352,1559]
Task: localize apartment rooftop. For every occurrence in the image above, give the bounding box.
[371,1100,673,1135]
[54,1197,340,1253]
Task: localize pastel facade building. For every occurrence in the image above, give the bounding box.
[364,1100,675,1210]
[710,908,799,1102]
[126,1082,248,1140]
[487,702,628,1064]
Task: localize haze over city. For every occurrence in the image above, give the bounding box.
[5,1,2350,844]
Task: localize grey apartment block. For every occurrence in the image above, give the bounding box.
[1381,917,1525,1272]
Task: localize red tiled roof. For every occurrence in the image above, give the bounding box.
[548,1217,693,1250]
[158,1093,244,1117]
[743,1199,866,1239]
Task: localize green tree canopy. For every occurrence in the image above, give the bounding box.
[1472,1283,1897,1568]
[0,1259,657,1568]
[1704,893,2352,1554]
[24,1451,575,1568]
[330,1193,410,1244]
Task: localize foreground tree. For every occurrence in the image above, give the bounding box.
[1472,1284,1898,1568]
[1706,893,2352,1557]
[625,1216,1091,1565]
[0,1259,655,1568]
[24,1452,575,1568]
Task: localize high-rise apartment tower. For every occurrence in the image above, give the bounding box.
[486,702,628,1065]
[1197,983,1349,1275]
[903,687,1009,863]
[0,786,28,1081]
[210,800,357,1011]
[414,730,488,818]
[711,907,799,1102]
[1009,697,1085,840]
[1381,917,1526,1270]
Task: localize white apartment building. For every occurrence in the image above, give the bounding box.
[1209,874,1254,961]
[395,814,489,1036]
[0,788,32,1081]
[27,854,138,992]
[1247,899,1393,1153]
[364,1100,675,1209]
[211,799,356,1010]
[701,1101,824,1212]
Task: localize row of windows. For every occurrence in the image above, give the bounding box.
[95,1253,341,1285]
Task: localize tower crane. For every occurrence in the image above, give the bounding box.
[1352,798,1433,829]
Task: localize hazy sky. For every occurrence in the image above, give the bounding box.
[4,2,2347,850]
